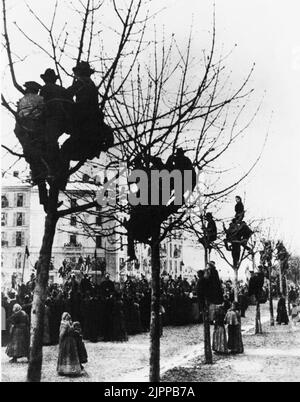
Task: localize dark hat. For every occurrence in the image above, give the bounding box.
[205,212,213,219]
[40,68,59,82]
[24,81,42,92]
[72,61,95,76]
[176,147,186,155]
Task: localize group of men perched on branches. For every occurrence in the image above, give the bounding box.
[14,62,114,212]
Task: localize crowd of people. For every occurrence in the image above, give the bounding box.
[2,265,299,377]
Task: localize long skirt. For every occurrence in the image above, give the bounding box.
[227,325,244,354]
[209,304,217,323]
[6,324,29,359]
[212,325,228,354]
[75,336,88,364]
[277,307,289,325]
[112,312,128,342]
[57,335,82,376]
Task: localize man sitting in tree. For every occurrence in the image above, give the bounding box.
[199,212,217,256]
[125,149,196,261]
[223,219,253,267]
[62,61,113,162]
[40,68,73,184]
[15,81,49,208]
[234,195,245,222]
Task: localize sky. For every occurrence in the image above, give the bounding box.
[1,0,300,255]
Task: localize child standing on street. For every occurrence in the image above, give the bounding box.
[73,321,88,370]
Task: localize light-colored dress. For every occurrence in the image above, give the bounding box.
[57,321,81,376]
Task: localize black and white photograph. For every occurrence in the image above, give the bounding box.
[1,0,300,385]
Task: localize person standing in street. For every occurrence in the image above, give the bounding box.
[57,312,82,376]
[225,302,244,354]
[6,304,30,363]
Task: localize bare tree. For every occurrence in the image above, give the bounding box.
[1,0,264,383]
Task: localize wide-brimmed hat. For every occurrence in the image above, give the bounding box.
[40,68,59,82]
[24,81,42,92]
[72,61,95,76]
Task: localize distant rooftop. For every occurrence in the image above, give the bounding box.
[1,175,31,189]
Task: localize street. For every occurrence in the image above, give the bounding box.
[162,323,300,382]
[1,303,284,382]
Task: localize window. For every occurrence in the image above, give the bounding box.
[1,232,8,247]
[169,261,173,271]
[16,231,24,247]
[2,195,9,208]
[16,193,24,207]
[96,214,102,226]
[16,212,25,226]
[96,205,102,225]
[82,174,90,183]
[70,235,77,246]
[15,253,22,270]
[70,216,77,226]
[70,199,77,209]
[169,244,173,258]
[96,235,102,248]
[1,213,7,226]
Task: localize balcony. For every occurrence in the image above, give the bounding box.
[63,242,83,250]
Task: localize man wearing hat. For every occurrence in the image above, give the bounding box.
[39,68,73,183]
[166,147,197,201]
[17,81,44,120]
[15,81,48,208]
[62,61,113,161]
[67,61,99,125]
[199,212,217,257]
[15,80,44,164]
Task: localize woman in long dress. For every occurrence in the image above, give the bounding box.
[6,304,30,362]
[225,302,244,354]
[112,294,128,342]
[276,294,289,325]
[57,312,82,376]
[212,306,228,354]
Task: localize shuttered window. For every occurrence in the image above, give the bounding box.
[1,213,7,226]
[1,195,9,208]
[96,235,102,248]
[16,193,24,207]
[16,212,25,226]
[16,231,25,247]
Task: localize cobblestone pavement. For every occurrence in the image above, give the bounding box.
[1,304,271,382]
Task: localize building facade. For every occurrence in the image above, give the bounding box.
[1,175,129,288]
[1,173,198,289]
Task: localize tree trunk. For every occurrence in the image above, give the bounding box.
[268,264,275,326]
[27,189,58,382]
[203,247,213,364]
[279,261,283,295]
[255,301,262,334]
[149,226,161,382]
[233,267,239,302]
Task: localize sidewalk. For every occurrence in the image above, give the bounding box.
[162,323,300,382]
